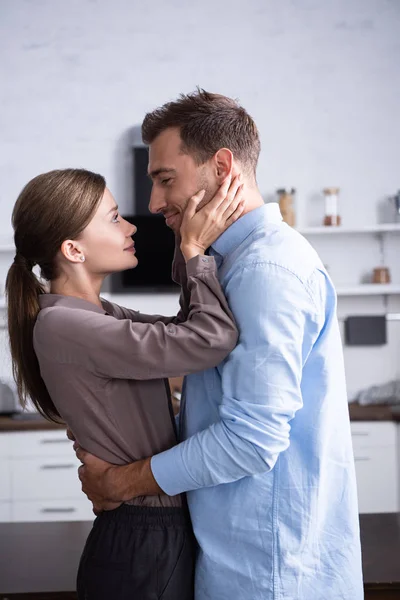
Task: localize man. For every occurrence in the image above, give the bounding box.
[76,90,363,599]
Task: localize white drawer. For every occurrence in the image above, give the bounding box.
[9,429,71,457]
[354,446,398,513]
[0,433,12,456]
[351,421,397,450]
[0,457,11,500]
[0,501,11,522]
[12,499,95,522]
[11,456,82,500]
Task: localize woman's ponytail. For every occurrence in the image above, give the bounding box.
[5,255,62,422]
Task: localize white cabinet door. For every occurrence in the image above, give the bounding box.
[354,448,398,513]
[0,457,11,500]
[12,499,95,522]
[351,421,398,513]
[0,432,11,456]
[9,430,71,457]
[351,422,397,449]
[0,501,11,522]
[11,456,82,500]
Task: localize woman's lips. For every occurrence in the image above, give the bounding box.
[124,244,136,253]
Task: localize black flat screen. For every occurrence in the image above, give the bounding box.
[110,215,178,293]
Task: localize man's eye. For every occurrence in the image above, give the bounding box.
[161,178,172,186]
[112,213,120,223]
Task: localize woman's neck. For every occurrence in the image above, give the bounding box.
[50,276,105,309]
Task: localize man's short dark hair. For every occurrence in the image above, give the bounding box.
[141,88,261,177]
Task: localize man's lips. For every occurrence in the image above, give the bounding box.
[165,213,179,226]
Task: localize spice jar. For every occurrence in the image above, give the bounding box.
[277,188,296,227]
[323,187,341,226]
[372,267,391,284]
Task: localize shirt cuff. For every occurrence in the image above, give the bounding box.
[151,444,197,496]
[186,255,216,279]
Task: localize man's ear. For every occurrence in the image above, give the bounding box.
[213,148,233,183]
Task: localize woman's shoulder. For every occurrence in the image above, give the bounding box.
[35,304,104,340]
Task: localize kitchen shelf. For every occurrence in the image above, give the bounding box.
[336,284,400,296]
[0,245,14,253]
[297,224,400,235]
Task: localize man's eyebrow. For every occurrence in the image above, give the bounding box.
[147,168,176,180]
[106,205,118,215]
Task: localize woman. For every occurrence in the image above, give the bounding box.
[5,168,243,600]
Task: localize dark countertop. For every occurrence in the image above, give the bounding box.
[0,414,65,431]
[1,402,399,432]
[349,402,400,422]
[0,513,399,598]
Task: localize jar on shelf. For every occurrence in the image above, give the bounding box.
[372,266,391,284]
[277,188,296,227]
[323,187,341,226]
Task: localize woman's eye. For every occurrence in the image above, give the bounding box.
[112,213,120,223]
[161,178,172,186]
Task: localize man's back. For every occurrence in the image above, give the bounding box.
[179,204,363,599]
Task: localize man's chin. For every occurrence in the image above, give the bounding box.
[165,215,182,233]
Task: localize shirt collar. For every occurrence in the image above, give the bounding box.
[38,294,109,315]
[211,202,283,259]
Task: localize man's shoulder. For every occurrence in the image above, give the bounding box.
[230,222,323,280]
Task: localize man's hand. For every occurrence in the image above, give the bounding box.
[74,442,164,515]
[75,445,124,514]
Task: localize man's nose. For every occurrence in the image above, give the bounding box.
[149,187,166,215]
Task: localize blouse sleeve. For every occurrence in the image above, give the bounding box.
[35,255,238,380]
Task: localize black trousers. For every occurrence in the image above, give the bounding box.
[77,505,195,600]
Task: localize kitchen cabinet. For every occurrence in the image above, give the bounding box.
[0,429,94,523]
[0,419,398,521]
[351,421,399,513]
[0,502,11,522]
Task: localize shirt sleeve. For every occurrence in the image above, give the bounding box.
[35,255,238,380]
[151,262,322,494]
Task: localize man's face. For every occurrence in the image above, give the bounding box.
[147,127,215,233]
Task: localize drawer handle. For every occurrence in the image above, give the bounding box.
[40,507,76,513]
[352,432,370,437]
[40,439,70,444]
[354,457,370,461]
[40,464,75,470]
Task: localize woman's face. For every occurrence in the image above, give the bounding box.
[79,187,138,275]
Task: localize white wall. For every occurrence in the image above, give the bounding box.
[0,0,399,398]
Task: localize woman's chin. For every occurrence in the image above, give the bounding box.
[129,256,139,268]
[118,256,138,271]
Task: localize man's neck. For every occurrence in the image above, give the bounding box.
[240,186,265,217]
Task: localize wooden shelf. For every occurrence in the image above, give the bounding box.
[297,224,400,235]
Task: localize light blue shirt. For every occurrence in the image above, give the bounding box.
[152,203,363,600]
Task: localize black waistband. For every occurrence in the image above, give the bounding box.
[95,504,191,529]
